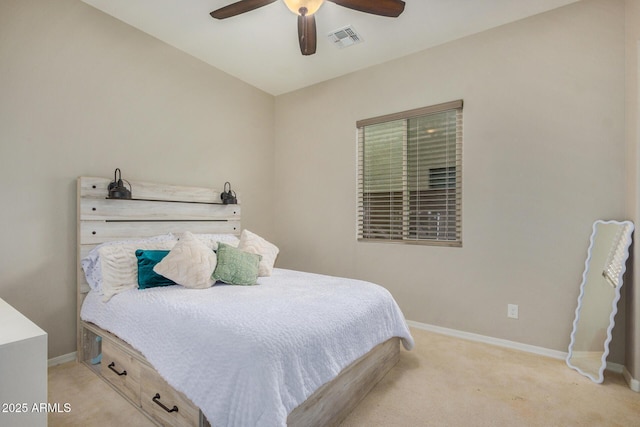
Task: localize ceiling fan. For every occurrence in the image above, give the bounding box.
[210,0,406,56]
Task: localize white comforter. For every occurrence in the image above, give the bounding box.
[81,268,414,427]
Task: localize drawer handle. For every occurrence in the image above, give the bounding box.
[107,362,127,376]
[152,393,178,413]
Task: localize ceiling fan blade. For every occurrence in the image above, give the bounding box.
[298,14,317,56]
[327,0,405,17]
[210,0,277,19]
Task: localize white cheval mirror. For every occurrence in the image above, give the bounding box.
[566,220,634,383]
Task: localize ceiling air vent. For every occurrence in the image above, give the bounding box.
[327,25,363,49]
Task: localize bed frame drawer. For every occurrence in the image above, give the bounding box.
[101,340,142,406]
[140,364,200,427]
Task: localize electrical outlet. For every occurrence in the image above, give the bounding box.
[507,304,519,319]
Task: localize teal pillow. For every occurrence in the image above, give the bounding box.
[136,250,176,289]
[212,243,262,286]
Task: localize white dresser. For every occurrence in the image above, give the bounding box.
[0,298,47,427]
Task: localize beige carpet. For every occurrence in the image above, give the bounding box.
[48,359,154,427]
[48,328,640,426]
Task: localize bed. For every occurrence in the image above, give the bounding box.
[76,176,414,426]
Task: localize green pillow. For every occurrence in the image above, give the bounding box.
[136,250,176,289]
[212,243,262,286]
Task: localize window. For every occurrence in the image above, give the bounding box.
[357,100,463,246]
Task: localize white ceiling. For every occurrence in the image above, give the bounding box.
[81,0,580,96]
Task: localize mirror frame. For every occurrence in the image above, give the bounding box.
[566,219,634,383]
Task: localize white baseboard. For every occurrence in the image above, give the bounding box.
[406,320,568,360]
[607,361,624,374]
[407,320,640,392]
[623,366,640,392]
[48,352,76,367]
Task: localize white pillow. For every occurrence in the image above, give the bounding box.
[100,239,177,301]
[81,234,176,293]
[153,231,217,289]
[189,233,240,250]
[237,229,279,277]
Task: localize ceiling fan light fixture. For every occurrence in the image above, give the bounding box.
[283,0,324,16]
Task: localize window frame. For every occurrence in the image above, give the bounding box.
[356,100,463,247]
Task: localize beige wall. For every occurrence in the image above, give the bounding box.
[0,0,275,358]
[274,0,627,356]
[625,0,640,381]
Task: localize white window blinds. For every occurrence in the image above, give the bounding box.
[602,222,633,288]
[357,100,463,246]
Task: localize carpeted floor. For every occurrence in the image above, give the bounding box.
[48,327,640,426]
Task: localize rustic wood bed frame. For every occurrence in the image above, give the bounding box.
[76,176,400,426]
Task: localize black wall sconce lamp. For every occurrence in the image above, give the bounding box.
[107,168,132,199]
[220,182,237,205]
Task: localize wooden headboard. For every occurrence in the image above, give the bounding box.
[76,176,241,358]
